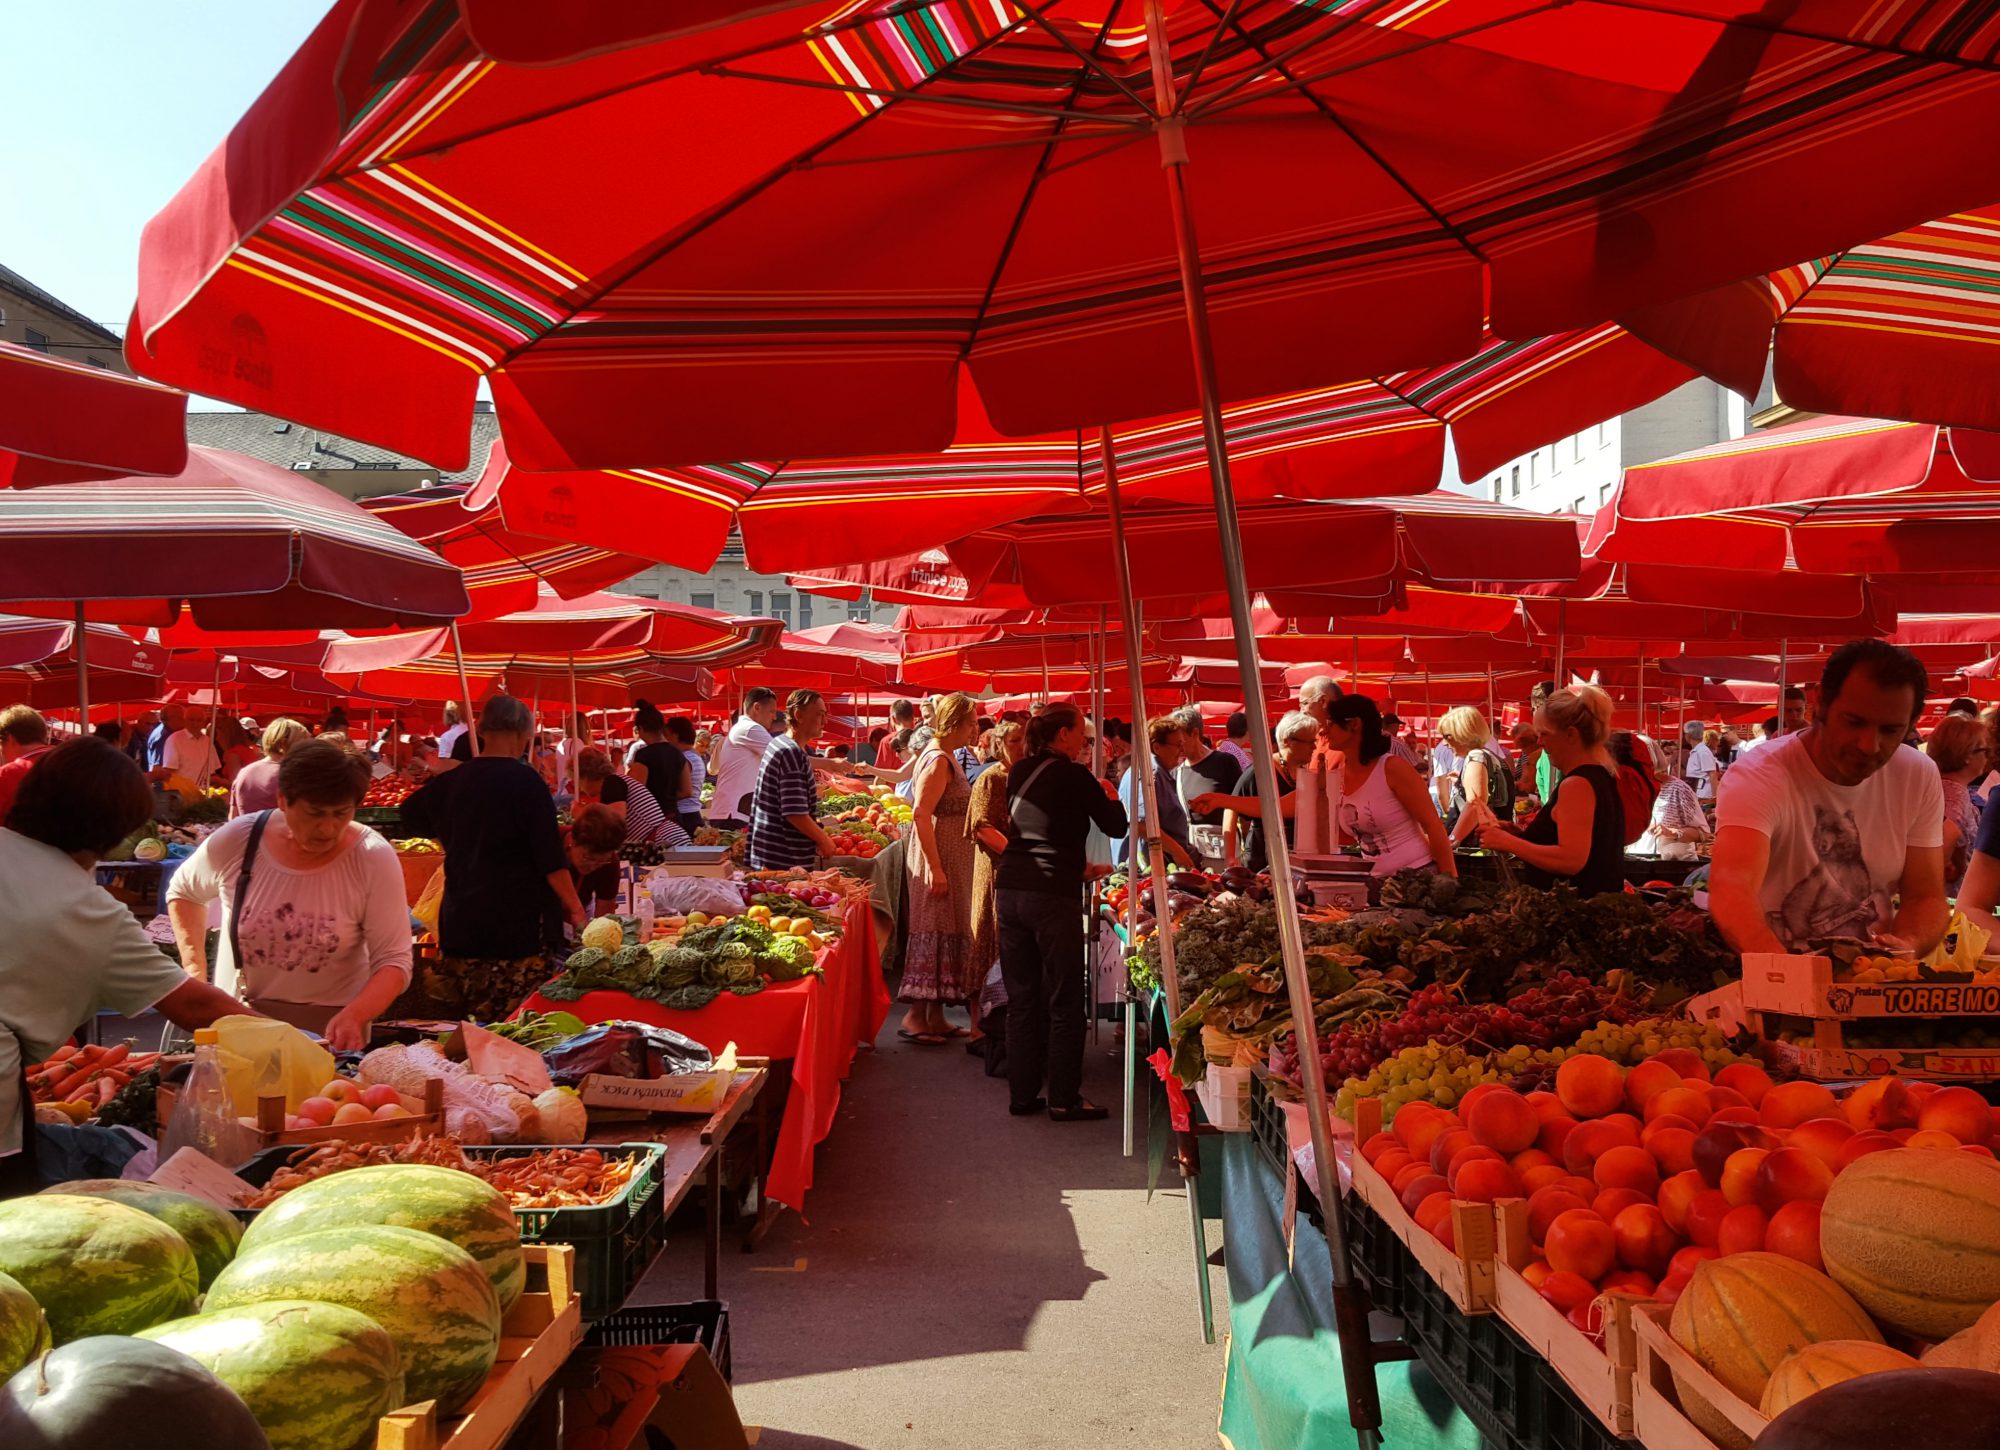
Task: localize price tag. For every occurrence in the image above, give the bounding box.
[149,1147,256,1208]
[460,1022,553,1095]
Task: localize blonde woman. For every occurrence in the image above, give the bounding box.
[230,717,310,817]
[1927,713,1989,891]
[1478,685,1627,896]
[1439,706,1513,847]
[964,719,1026,1042]
[899,692,982,1044]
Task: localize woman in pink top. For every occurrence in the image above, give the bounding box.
[229,717,310,817]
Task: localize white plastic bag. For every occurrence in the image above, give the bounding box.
[649,873,748,918]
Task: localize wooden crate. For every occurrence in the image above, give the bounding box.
[253,1076,448,1146]
[377,1242,584,1450]
[1348,1098,1498,1315]
[1630,1300,1766,1450]
[1766,1037,2000,1083]
[1491,1198,1642,1438]
[1738,951,2000,1020]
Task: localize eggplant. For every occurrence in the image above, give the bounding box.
[1168,872,1211,896]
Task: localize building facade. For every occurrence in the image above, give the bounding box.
[0,263,127,372]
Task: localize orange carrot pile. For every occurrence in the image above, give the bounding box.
[26,1042,158,1109]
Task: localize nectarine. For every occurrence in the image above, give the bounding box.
[1648,1048,1709,1081]
[1761,1080,1840,1129]
[1453,1158,1522,1204]
[1712,1062,1773,1107]
[1612,1203,1680,1276]
[1555,1054,1625,1119]
[1594,1144,1662,1197]
[1592,1187,1652,1223]
[1720,1146,1772,1206]
[1919,1086,1994,1145]
[1624,1059,1684,1113]
[1753,1146,1833,1212]
[1647,1127,1699,1177]
[1546,1209,1617,1281]
[1646,1085,1713,1127]
[1717,1203,1768,1255]
[1468,1091,1541,1155]
[1685,1190,1731,1248]
[1527,1187,1593,1245]
[1658,1170,1706,1233]
[1400,1171,1450,1213]
[1764,1200,1823,1271]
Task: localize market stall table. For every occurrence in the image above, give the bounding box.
[523,896,888,1218]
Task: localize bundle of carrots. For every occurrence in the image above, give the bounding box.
[26,1042,159,1114]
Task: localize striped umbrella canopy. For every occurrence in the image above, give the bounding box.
[0,341,188,488]
[360,463,653,618]
[129,1,2000,476]
[1626,206,2000,433]
[0,447,470,630]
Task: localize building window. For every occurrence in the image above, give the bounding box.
[848,591,875,623]
[771,591,792,627]
[1510,465,1521,498]
[23,329,48,353]
[798,594,812,628]
[1549,446,1560,476]
[1597,422,1609,446]
[1529,454,1538,486]
[85,357,109,370]
[746,590,763,616]
[1574,433,1586,462]
[1572,497,1587,514]
[1491,478,1503,502]
[691,591,716,611]
[1600,482,1615,506]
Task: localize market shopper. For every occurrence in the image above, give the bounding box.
[214,716,259,783]
[400,695,587,1020]
[573,746,685,848]
[1316,695,1455,878]
[167,737,411,1048]
[156,707,221,787]
[668,715,706,833]
[627,700,694,829]
[1511,724,1544,810]
[900,693,983,1044]
[0,739,245,1192]
[1683,721,1721,808]
[560,803,629,923]
[1216,711,1252,772]
[143,704,181,771]
[1926,713,1987,893]
[1634,744,1712,859]
[1610,732,1661,846]
[1199,710,1318,873]
[966,720,1027,1022]
[228,717,308,818]
[997,703,1129,1120]
[1115,716,1198,872]
[748,689,837,871]
[1440,707,1511,845]
[711,688,779,828]
[1477,684,1627,896]
[0,706,52,823]
[1174,707,1240,866]
[1711,640,1948,954]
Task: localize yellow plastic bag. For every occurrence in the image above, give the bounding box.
[1926,910,1991,972]
[412,860,446,936]
[211,1014,336,1116]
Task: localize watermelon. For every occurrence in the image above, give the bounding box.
[0,1335,271,1449]
[41,1180,243,1290]
[0,1271,49,1379]
[0,1196,197,1342]
[237,1164,523,1311]
[204,1225,500,1414]
[140,1300,404,1450]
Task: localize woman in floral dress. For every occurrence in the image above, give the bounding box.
[900,693,982,1044]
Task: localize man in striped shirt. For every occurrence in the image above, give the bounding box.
[749,689,837,870]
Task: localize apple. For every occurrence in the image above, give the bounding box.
[373,1103,412,1120]
[296,1096,338,1126]
[357,1083,401,1110]
[332,1102,374,1125]
[319,1078,356,1105]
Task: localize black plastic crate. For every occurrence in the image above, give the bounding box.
[1400,1261,1540,1450]
[586,1300,732,1383]
[1527,1352,1628,1450]
[1248,1069,1290,1181]
[1340,1192,1410,1310]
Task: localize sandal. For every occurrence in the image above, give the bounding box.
[896,1029,947,1046]
[1009,1097,1047,1116]
[1047,1100,1110,1122]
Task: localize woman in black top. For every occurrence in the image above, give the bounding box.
[996,703,1129,1121]
[626,699,691,827]
[1478,684,1627,897]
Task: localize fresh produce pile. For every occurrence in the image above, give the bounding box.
[25,1042,158,1118]
[394,836,442,855]
[357,1042,573,1145]
[482,1009,587,1051]
[360,774,417,807]
[540,907,823,1008]
[277,1075,419,1132]
[0,1160,528,1447]
[244,1136,635,1211]
[1170,946,1406,1082]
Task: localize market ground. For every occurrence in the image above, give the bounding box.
[639,1012,1230,1449]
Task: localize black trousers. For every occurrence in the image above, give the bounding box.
[997,885,1085,1110]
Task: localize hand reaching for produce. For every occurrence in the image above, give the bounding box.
[322,1003,371,1053]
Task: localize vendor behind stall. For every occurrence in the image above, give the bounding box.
[0,739,243,1193]
[167,737,411,1050]
[1474,684,1625,896]
[1709,639,1946,955]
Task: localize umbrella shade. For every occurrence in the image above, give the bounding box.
[128,1,2000,473]
[0,447,470,629]
[0,341,188,488]
[361,465,653,618]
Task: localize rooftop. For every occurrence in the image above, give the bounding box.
[0,262,122,346]
[184,408,503,483]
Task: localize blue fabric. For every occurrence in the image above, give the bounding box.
[749,735,818,870]
[1114,760,1191,868]
[144,722,168,770]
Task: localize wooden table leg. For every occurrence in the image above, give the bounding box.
[706,1149,721,1300]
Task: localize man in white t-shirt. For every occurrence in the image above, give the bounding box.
[709,687,779,827]
[437,701,467,762]
[1681,721,1720,806]
[157,710,221,786]
[1711,640,1947,956]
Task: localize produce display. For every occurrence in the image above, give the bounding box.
[280,1074,418,1132]
[26,1041,158,1117]
[40,1180,243,1289]
[359,774,416,807]
[0,1335,272,1450]
[0,1195,199,1341]
[818,793,902,858]
[242,1137,639,1212]
[543,886,839,1007]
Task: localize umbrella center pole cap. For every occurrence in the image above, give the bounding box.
[1154,116,1189,168]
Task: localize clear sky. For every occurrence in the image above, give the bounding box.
[0,5,325,340]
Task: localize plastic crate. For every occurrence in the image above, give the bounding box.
[230,1141,669,1320]
[1248,1069,1290,1181]
[585,1299,732,1383]
[1531,1354,1632,1450]
[1341,1192,1409,1310]
[1400,1262,1540,1450]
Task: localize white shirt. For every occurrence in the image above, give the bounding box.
[0,831,188,1154]
[1432,742,1460,780]
[163,728,220,785]
[1716,733,1944,949]
[167,815,413,1007]
[437,723,467,759]
[711,717,774,822]
[1684,742,1721,801]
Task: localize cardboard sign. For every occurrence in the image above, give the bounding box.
[458,1021,553,1095]
[578,1071,732,1115]
[149,1147,257,1208]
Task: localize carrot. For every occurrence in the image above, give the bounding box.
[95,1077,117,1105]
[46,1063,100,1099]
[94,1043,129,1072]
[48,1045,77,1064]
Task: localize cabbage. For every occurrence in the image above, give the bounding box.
[580,916,625,953]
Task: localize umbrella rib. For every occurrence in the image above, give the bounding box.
[1177,0,1248,106]
[697,60,1142,127]
[1016,4,1159,117]
[1592,0,2000,74]
[796,125,1140,170]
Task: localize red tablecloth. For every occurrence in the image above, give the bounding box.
[522,896,889,1215]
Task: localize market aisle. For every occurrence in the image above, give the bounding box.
[637,1017,1229,1448]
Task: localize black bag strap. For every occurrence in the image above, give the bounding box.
[229,810,273,981]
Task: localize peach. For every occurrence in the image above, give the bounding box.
[1709,1106,1762,1126]
[372,1103,410,1121]
[1720,1147,1772,1207]
[1458,1083,1507,1124]
[331,1101,373,1126]
[1705,1085,1751,1114]
[1430,1128,1477,1174]
[357,1083,401,1111]
[1593,1187,1652,1223]
[1400,1172,1451,1213]
[1613,1203,1681,1276]
[1693,1121,1780,1187]
[1843,1076,1918,1131]
[1659,1170,1707,1233]
[1391,1101,1442,1149]
[1648,1127,1699,1177]
[1837,1130,1901,1168]
[1556,1174,1601,1200]
[1967,1144,1998,1160]
[1753,1146,1834,1212]
[1525,1090,1570,1124]
[1564,1119,1637,1178]
[1667,1245,1720,1283]
[1765,1200,1823,1271]
[1446,1145,1503,1189]
[1510,1148,1558,1175]
[1469,1092,1542,1155]
[1655,1278,1686,1308]
[1454,1159,1523,1204]
[1556,1054,1626,1119]
[1625,1059,1684,1113]
[1649,1048,1710,1082]
[1568,1302,1605,1335]
[1520,1164,1569,1194]
[1786,1117,1855,1172]
[1907,1081,1941,1108]
[1761,1081,1841,1129]
[1595,1144,1662,1197]
[1537,1115,1578,1160]
[319,1078,356,1104]
[1891,1128,1917,1144]
[1990,1104,2000,1137]
[1403,1111,1454,1164]
[1362,1132,1401,1164]
[1646,1085,1713,1127]
[1433,1217,1456,1249]
[1712,1063,1773,1107]
[1642,1113,1699,1144]
[1393,1161,1436,1196]
[1717,1203,1768,1256]
[1904,1129,1965,1151]
[1600,1112,1644,1142]
[1414,1192,1455,1237]
[1603,1269,1656,1297]
[1539,1270,1598,1313]
[1546,1209,1617,1281]
[1919,1086,1994,1145]
[1685,1190,1732,1248]
[1372,1148,1415,1183]
[1527,1187,1594,1245]
[296,1096,338,1126]
[1520,1258,1553,1290]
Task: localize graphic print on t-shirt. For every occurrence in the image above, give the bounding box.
[1774,805,1881,943]
[242,899,343,978]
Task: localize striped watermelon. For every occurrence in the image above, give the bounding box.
[238,1164,523,1311]
[0,1270,49,1378]
[0,1195,197,1342]
[140,1299,404,1450]
[42,1179,243,1289]
[204,1224,500,1414]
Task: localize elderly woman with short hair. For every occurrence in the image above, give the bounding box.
[230,717,311,817]
[1190,711,1322,874]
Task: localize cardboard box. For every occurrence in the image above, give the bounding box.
[579,1071,734,1116]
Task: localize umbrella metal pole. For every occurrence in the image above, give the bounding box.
[73,601,89,724]
[569,655,583,788]
[1142,0,1372,1420]
[1556,600,1567,685]
[1777,638,1788,736]
[451,622,480,757]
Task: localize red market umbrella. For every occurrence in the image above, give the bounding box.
[0,341,188,488]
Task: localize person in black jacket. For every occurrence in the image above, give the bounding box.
[996,702,1129,1121]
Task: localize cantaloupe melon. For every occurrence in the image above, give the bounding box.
[1819,1147,2000,1340]
[1758,1341,1917,1417]
[1669,1252,1881,1450]
[1922,1299,2000,1372]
